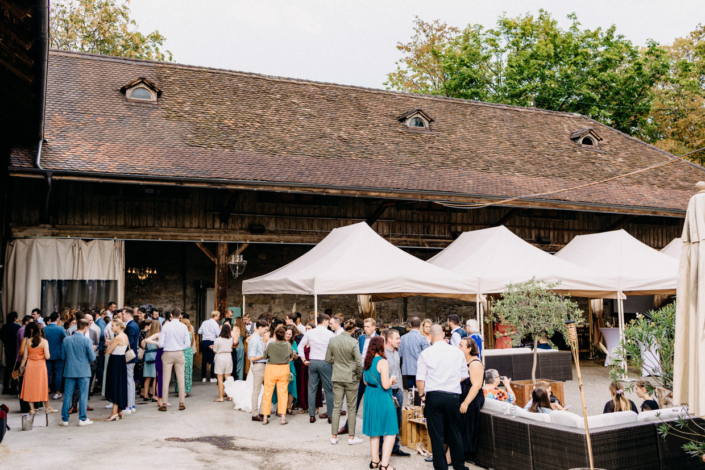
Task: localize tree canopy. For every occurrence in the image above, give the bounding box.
[387,11,705,161]
[50,0,172,62]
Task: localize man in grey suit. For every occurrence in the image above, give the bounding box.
[70,313,99,413]
[325,319,363,445]
[60,318,96,426]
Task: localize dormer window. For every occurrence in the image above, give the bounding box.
[397,108,434,131]
[570,128,602,148]
[120,77,161,103]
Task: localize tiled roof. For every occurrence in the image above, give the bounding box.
[10,50,705,214]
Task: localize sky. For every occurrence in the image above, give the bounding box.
[129,0,705,90]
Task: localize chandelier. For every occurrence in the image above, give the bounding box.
[228,253,247,279]
[128,267,157,281]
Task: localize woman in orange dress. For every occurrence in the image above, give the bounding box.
[20,323,57,415]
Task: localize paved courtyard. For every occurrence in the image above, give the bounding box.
[0,364,625,470]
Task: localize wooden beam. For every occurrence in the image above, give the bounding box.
[195,242,216,263]
[215,243,229,314]
[603,215,637,232]
[219,190,240,226]
[492,208,521,227]
[366,201,393,226]
[228,243,249,259]
[14,172,687,218]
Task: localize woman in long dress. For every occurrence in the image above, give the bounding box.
[458,337,485,462]
[104,319,129,421]
[20,323,58,415]
[234,318,247,380]
[362,336,398,470]
[141,321,160,400]
[176,318,195,397]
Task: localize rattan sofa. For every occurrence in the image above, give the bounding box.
[474,408,703,470]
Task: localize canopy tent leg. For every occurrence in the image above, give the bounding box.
[588,299,594,360]
[617,294,628,378]
[314,294,318,324]
[242,295,246,318]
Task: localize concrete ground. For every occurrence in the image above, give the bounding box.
[0,364,625,470]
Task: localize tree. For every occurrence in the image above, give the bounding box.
[649,25,705,165]
[488,278,582,383]
[50,0,172,62]
[384,16,459,95]
[388,11,671,138]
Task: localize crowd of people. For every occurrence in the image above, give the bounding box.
[0,306,661,470]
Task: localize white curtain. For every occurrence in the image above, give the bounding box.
[3,239,125,318]
[357,294,376,319]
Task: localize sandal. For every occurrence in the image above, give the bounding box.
[214,398,224,402]
[287,409,295,415]
[29,410,37,416]
[225,397,232,401]
[416,443,432,458]
[299,408,308,414]
[380,466,395,470]
[369,461,380,469]
[281,419,288,425]
[45,408,59,414]
[105,414,120,422]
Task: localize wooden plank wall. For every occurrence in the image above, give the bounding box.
[9,178,683,250]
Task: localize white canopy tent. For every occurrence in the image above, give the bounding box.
[427,226,621,337]
[242,222,480,321]
[555,230,679,346]
[661,237,683,260]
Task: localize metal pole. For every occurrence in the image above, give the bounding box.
[618,294,628,378]
[314,294,318,324]
[242,295,246,318]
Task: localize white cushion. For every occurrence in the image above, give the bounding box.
[481,398,506,412]
[587,411,637,429]
[638,407,689,423]
[483,348,532,356]
[550,410,584,428]
[514,407,551,423]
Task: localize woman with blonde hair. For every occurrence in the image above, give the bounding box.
[141,321,161,401]
[233,317,246,380]
[421,319,433,344]
[603,381,638,413]
[105,319,129,421]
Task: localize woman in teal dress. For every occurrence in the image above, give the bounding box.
[175,319,194,396]
[234,318,246,380]
[362,336,398,470]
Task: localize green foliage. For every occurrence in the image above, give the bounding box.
[50,0,172,62]
[488,278,582,382]
[658,414,705,462]
[608,303,675,391]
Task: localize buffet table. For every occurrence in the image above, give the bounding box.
[483,348,573,382]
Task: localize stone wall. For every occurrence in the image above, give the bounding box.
[124,241,471,328]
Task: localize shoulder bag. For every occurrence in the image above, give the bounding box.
[124,337,136,362]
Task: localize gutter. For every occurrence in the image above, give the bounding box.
[34,0,49,145]
[7,166,688,218]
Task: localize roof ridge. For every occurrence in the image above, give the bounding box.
[48,49,588,119]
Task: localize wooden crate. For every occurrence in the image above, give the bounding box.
[510,379,565,409]
[401,407,422,446]
[407,418,432,453]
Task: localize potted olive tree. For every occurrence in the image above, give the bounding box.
[489,278,582,407]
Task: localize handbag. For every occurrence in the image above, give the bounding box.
[125,341,136,363]
[367,367,400,409]
[137,347,145,361]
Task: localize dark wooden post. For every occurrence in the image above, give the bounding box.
[215,242,229,314]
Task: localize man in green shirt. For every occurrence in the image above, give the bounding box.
[325,319,364,445]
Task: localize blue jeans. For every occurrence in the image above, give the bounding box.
[46,359,64,393]
[62,377,89,422]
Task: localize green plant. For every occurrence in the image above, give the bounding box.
[488,278,583,383]
[658,414,705,462]
[609,303,675,394]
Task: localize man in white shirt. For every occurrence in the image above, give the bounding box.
[295,312,306,335]
[158,309,190,412]
[31,308,45,326]
[298,313,335,423]
[448,314,466,348]
[416,324,469,470]
[198,311,221,383]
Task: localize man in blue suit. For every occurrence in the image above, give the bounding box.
[60,318,96,426]
[338,318,377,435]
[123,307,140,414]
[45,312,66,400]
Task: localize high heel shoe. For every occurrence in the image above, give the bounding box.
[104,414,120,422]
[45,408,59,414]
[29,409,37,416]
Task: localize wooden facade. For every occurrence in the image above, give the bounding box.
[8,176,683,251]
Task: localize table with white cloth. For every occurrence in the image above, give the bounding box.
[640,343,662,377]
[599,327,621,367]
